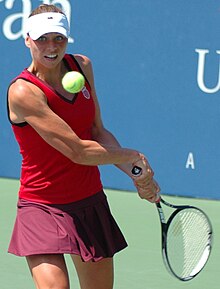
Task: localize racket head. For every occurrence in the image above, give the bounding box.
[162,206,213,281]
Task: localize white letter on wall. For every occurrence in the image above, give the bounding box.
[186,152,195,170]
[196,48,220,93]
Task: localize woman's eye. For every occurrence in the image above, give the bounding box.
[37,36,47,42]
[56,36,65,42]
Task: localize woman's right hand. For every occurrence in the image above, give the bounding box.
[134,178,160,202]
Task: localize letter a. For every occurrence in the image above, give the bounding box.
[186,152,195,169]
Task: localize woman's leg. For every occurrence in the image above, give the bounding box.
[71,255,114,289]
[26,254,70,289]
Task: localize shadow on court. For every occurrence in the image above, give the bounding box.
[0,178,219,289]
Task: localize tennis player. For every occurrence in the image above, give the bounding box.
[7,4,160,289]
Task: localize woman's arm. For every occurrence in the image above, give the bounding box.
[76,54,160,201]
[8,78,142,167]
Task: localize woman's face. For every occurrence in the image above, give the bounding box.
[25,33,68,69]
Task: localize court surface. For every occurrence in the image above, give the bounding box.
[0,177,219,289]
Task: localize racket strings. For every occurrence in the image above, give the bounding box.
[166,208,211,279]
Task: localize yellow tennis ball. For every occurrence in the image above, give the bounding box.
[62,71,85,93]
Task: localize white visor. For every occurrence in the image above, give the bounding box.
[25,12,70,40]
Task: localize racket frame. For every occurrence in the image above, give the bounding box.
[130,166,213,281]
[156,198,213,281]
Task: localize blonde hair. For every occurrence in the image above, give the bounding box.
[29,4,64,17]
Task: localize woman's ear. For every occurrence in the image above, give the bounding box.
[25,36,31,48]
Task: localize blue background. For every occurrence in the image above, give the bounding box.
[1,0,220,199]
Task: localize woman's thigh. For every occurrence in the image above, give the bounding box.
[71,255,114,289]
[26,254,70,289]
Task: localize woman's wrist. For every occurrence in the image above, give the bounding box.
[132,153,145,167]
[131,153,145,176]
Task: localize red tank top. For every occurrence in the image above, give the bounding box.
[8,54,103,204]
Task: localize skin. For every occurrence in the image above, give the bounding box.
[8,32,160,289]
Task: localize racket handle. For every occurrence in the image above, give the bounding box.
[131,166,142,176]
[155,194,161,203]
[132,166,161,203]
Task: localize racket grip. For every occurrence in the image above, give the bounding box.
[131,166,142,176]
[155,194,161,203]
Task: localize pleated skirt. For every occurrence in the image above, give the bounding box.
[8,191,128,262]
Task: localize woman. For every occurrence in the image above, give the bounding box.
[7,4,160,289]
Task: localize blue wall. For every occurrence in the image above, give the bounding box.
[1,0,220,199]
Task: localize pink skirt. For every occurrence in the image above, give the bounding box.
[8,191,127,262]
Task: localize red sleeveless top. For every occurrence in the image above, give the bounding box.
[8,54,103,204]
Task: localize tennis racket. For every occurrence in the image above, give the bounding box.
[156,197,213,281]
[131,166,213,281]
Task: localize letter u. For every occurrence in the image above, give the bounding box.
[195,49,220,93]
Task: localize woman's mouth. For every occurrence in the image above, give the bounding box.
[44,54,58,60]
